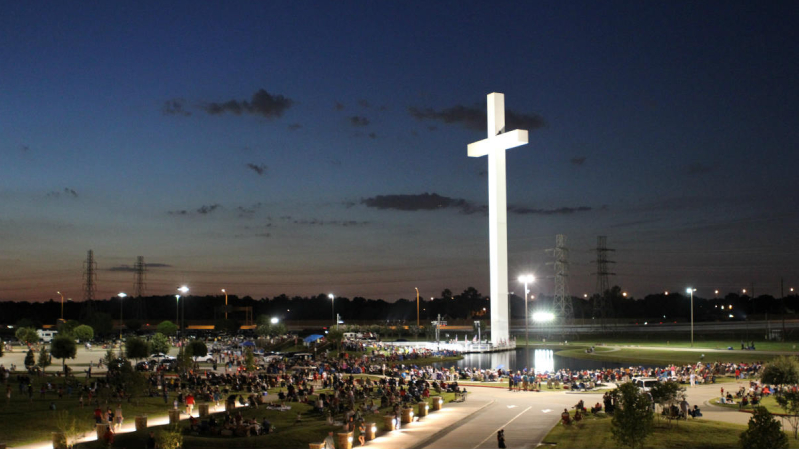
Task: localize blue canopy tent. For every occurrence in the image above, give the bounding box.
[241,341,256,347]
[304,334,324,343]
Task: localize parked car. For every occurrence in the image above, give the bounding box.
[135,361,153,371]
[632,377,659,392]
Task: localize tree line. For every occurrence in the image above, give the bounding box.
[2,285,797,329]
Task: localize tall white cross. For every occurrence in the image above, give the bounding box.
[467,93,529,346]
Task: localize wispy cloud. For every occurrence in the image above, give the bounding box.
[408,104,545,132]
[47,188,78,198]
[508,205,592,215]
[162,98,191,116]
[237,203,262,218]
[246,163,267,176]
[361,193,485,214]
[350,116,370,127]
[334,102,344,111]
[571,156,586,166]
[168,204,222,215]
[287,123,302,131]
[358,99,370,108]
[360,192,593,216]
[203,89,293,118]
[107,262,172,272]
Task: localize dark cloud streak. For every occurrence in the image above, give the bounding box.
[203,89,293,118]
[408,104,545,132]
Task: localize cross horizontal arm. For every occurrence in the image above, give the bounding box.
[467,129,529,157]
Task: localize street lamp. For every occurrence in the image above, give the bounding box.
[174,294,180,337]
[518,275,535,371]
[57,291,65,321]
[328,293,336,329]
[270,317,279,325]
[178,286,189,338]
[686,288,696,347]
[414,287,420,327]
[221,288,228,320]
[117,292,127,339]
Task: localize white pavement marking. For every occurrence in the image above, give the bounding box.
[542,409,552,413]
[472,405,532,449]
[507,405,517,408]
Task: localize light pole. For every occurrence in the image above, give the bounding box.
[221,288,228,320]
[57,291,65,321]
[415,287,420,327]
[328,293,335,329]
[178,286,189,339]
[175,295,180,338]
[686,288,695,347]
[117,292,127,340]
[518,275,535,369]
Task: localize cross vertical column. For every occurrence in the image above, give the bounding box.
[487,93,509,345]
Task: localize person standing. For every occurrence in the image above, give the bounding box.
[358,421,366,446]
[115,403,124,430]
[497,429,506,448]
[323,431,336,449]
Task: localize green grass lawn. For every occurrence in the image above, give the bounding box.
[0,374,178,446]
[554,347,777,366]
[519,337,799,352]
[542,410,799,448]
[711,395,787,414]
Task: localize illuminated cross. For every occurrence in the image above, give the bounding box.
[467,92,529,346]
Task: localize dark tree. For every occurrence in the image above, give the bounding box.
[50,335,77,375]
[186,339,207,358]
[740,406,788,449]
[125,336,149,361]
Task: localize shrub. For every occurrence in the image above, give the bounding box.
[739,406,788,449]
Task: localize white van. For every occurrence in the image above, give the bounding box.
[37,329,58,343]
[632,377,659,392]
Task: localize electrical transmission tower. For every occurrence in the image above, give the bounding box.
[547,234,573,323]
[591,236,616,321]
[82,250,97,314]
[131,256,147,319]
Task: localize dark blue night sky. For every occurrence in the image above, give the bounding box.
[2,1,797,302]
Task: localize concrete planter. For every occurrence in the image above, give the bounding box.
[365,422,377,441]
[383,414,397,431]
[225,400,236,412]
[52,432,67,449]
[417,401,429,417]
[95,423,109,440]
[135,415,148,431]
[308,443,324,449]
[336,431,354,449]
[168,409,181,425]
[431,396,444,411]
[199,403,210,418]
[401,407,414,424]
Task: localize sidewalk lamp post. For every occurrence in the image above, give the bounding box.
[57,291,65,321]
[518,275,535,371]
[117,292,127,340]
[415,287,420,327]
[174,295,180,338]
[178,286,189,338]
[329,293,335,329]
[221,288,228,320]
[686,288,696,347]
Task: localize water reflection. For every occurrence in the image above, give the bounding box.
[432,348,634,373]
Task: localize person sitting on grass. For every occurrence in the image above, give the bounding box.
[574,409,583,422]
[591,402,602,414]
[689,405,702,418]
[561,409,571,425]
